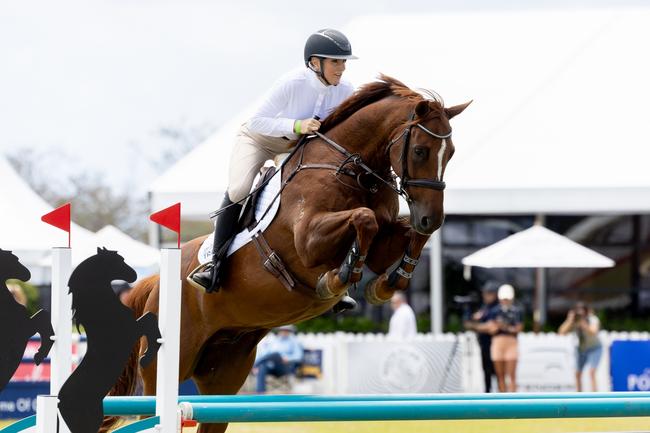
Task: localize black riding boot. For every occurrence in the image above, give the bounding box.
[192,194,242,293]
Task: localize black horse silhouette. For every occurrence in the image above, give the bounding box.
[0,249,54,393]
[58,247,161,433]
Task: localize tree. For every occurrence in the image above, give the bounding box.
[8,147,149,240]
[7,121,215,242]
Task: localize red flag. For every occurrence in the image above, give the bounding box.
[41,203,71,247]
[150,202,181,248]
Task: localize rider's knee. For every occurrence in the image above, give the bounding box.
[227,184,250,204]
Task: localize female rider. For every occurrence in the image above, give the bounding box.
[192,29,358,313]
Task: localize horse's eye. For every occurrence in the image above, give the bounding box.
[413,147,428,159]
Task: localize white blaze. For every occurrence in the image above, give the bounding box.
[437,139,447,180]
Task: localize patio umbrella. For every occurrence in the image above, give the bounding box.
[461,225,614,328]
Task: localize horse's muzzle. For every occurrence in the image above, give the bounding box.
[410,209,444,235]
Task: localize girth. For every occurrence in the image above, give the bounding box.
[250,232,319,299]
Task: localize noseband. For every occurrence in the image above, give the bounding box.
[387,113,452,202]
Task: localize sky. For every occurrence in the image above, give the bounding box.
[1,0,645,194]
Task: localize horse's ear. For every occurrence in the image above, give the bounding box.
[96,247,102,254]
[445,100,472,119]
[414,100,430,118]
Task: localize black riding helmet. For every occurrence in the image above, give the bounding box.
[304,29,358,85]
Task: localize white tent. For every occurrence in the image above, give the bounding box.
[149,110,251,220]
[0,156,99,265]
[36,225,159,280]
[344,9,650,215]
[94,226,159,269]
[461,226,615,268]
[150,8,650,219]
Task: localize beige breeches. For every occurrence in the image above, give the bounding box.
[227,124,294,202]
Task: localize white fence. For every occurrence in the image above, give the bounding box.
[292,331,650,394]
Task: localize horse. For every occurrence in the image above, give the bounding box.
[59,248,161,433]
[0,249,53,392]
[103,75,470,433]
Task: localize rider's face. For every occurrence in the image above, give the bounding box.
[312,58,346,85]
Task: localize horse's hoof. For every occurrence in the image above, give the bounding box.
[315,274,336,300]
[333,295,357,314]
[364,277,390,305]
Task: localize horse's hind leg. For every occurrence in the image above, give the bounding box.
[294,207,379,299]
[192,329,267,433]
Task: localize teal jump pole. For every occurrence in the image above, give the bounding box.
[103,392,650,417]
[179,397,650,423]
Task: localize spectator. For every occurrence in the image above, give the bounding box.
[489,284,523,392]
[111,280,132,304]
[464,281,499,392]
[253,325,303,393]
[388,291,417,338]
[558,301,603,392]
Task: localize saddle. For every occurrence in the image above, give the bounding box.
[240,166,277,231]
[242,166,299,292]
[190,162,307,295]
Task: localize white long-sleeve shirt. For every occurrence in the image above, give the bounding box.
[247,67,355,139]
[388,304,417,338]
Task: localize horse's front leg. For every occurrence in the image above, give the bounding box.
[294,207,379,300]
[364,220,431,304]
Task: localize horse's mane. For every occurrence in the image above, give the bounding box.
[320,74,443,134]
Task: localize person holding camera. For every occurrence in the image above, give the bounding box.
[464,281,499,393]
[489,284,523,392]
[558,301,602,392]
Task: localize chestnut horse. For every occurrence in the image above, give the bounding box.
[104,75,470,433]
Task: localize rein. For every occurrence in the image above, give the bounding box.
[210,110,452,218]
[314,110,452,203]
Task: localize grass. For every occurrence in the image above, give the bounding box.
[225,418,650,433]
[4,418,648,432]
[3,417,649,432]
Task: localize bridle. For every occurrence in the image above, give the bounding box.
[309,110,452,203]
[210,110,452,219]
[386,113,452,202]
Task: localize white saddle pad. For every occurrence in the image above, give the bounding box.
[197,167,282,264]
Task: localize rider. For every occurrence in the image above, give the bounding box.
[193,29,358,313]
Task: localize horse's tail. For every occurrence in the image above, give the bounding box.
[100,275,159,433]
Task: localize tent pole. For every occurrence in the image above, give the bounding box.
[533,215,547,332]
[429,230,443,334]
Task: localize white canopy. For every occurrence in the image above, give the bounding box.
[1,157,159,281]
[461,225,615,268]
[150,8,650,219]
[92,226,159,269]
[0,156,98,258]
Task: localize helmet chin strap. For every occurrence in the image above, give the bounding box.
[309,58,331,86]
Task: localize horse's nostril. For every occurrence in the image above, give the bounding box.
[421,216,430,227]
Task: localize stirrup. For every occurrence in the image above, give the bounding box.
[186,262,213,291]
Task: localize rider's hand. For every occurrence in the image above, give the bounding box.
[295,118,321,134]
